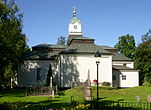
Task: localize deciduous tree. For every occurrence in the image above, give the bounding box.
[115,34,136,59]
[0,0,30,88]
[142,29,151,42]
[57,36,66,45]
[135,39,151,84]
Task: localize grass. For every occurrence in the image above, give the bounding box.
[96,86,151,102]
[0,86,151,104]
[0,89,52,103]
[0,87,84,103]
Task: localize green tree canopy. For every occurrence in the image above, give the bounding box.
[0,0,30,88]
[135,39,151,84]
[142,29,151,42]
[114,34,136,59]
[57,36,66,45]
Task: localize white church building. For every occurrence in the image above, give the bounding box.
[18,8,139,88]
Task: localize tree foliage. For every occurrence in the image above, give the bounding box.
[142,29,151,42]
[57,36,66,45]
[135,39,151,84]
[0,0,30,88]
[115,34,136,59]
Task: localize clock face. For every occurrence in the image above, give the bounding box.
[74,25,77,29]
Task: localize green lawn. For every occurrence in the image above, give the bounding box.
[0,87,84,103]
[1,86,151,109]
[0,86,151,103]
[95,86,151,102]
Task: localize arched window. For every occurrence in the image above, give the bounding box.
[37,68,42,80]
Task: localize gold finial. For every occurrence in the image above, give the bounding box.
[73,7,76,18]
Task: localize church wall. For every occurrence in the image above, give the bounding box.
[18,60,55,87]
[99,55,112,85]
[119,71,139,87]
[60,55,80,87]
[60,54,112,87]
[113,70,139,87]
[113,61,134,68]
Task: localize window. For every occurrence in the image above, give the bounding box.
[122,75,126,80]
[113,75,116,80]
[123,63,126,66]
[37,68,42,80]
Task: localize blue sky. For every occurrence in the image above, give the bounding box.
[15,0,151,48]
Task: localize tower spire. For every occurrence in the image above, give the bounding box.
[68,7,82,36]
[73,7,76,18]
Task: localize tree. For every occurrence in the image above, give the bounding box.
[46,64,52,86]
[142,29,151,42]
[57,36,66,45]
[135,39,151,84]
[0,0,30,88]
[115,34,136,59]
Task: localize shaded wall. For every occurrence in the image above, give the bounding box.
[60,54,113,87]
[18,60,56,87]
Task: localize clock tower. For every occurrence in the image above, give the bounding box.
[68,7,82,35]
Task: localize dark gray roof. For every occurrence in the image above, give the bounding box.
[113,65,138,71]
[61,43,112,54]
[72,36,94,40]
[24,51,59,60]
[32,44,67,49]
[112,53,132,61]
[25,42,133,61]
[113,65,134,70]
[100,45,117,50]
[68,35,94,45]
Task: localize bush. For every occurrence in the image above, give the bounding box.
[142,82,151,87]
[101,82,111,86]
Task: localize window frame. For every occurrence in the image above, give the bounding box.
[122,75,126,80]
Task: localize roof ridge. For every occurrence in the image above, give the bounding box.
[61,43,112,54]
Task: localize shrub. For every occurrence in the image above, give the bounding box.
[101,82,111,86]
[142,82,151,87]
